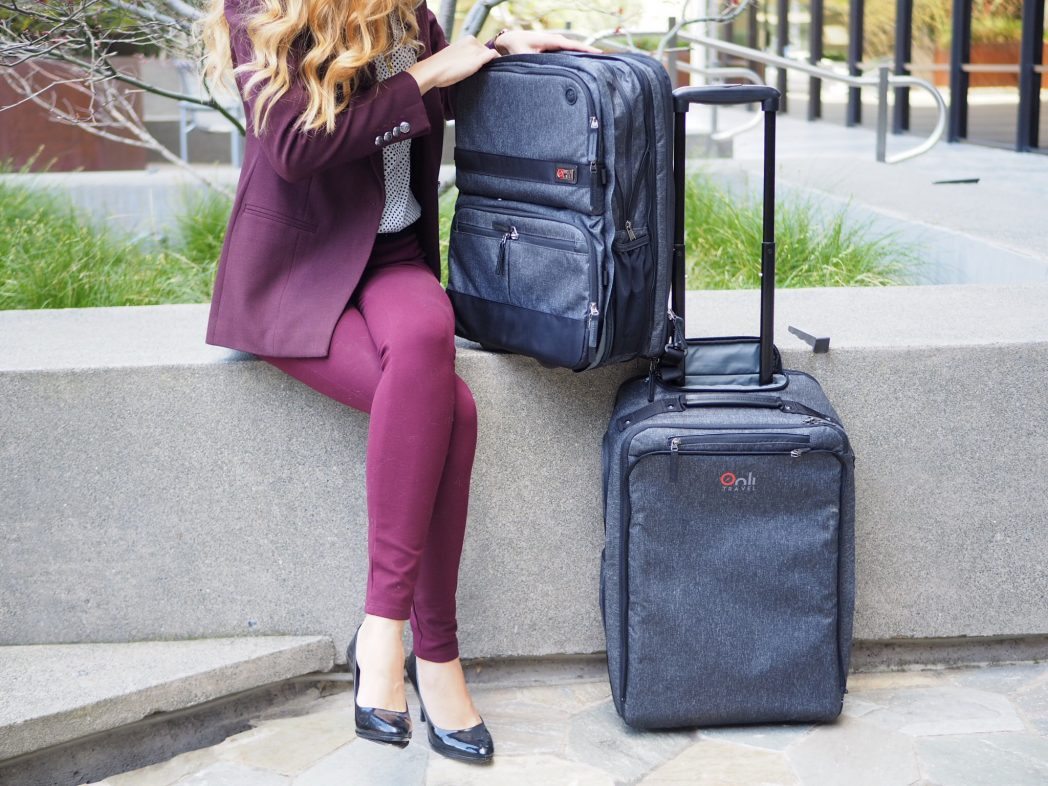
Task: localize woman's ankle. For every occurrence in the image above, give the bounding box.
[361,611,408,636]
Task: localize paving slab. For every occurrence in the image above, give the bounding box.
[1014,680,1048,736]
[946,662,1048,695]
[639,738,799,785]
[859,685,1025,736]
[566,699,695,782]
[785,714,920,786]
[0,636,334,761]
[427,752,615,786]
[166,761,289,786]
[292,737,428,786]
[915,732,1048,786]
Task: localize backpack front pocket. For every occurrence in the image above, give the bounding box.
[447,202,603,369]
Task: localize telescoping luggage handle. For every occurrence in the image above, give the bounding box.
[668,83,781,386]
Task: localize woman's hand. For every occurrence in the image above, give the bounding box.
[493,31,602,56]
[408,35,500,94]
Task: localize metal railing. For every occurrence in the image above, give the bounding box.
[591,27,948,164]
[459,0,948,164]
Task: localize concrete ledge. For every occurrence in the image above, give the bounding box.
[2,284,1047,666]
[0,636,334,762]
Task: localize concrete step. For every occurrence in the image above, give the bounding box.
[0,637,334,764]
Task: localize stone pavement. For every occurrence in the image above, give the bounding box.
[92,660,1048,786]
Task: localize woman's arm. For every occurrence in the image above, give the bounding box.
[422,8,499,122]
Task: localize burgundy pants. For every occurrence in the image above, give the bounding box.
[256,223,477,662]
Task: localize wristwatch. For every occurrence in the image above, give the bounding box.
[493,28,510,54]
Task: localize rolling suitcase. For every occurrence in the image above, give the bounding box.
[446,52,674,371]
[600,84,857,729]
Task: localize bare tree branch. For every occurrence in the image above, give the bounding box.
[0,0,239,193]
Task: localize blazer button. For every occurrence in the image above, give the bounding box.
[399,121,411,133]
[384,131,393,142]
[392,127,401,138]
[374,135,382,146]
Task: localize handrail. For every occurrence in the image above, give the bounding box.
[584,30,765,142]
[460,0,946,164]
[671,31,947,164]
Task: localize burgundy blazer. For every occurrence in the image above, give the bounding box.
[205,0,494,357]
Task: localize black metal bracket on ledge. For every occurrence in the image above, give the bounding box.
[788,325,831,354]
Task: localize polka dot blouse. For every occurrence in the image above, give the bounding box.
[372,11,422,233]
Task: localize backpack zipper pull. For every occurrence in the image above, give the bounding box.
[625,220,637,241]
[590,160,607,185]
[587,302,600,349]
[590,115,599,129]
[670,437,681,482]
[494,224,516,276]
[790,447,812,458]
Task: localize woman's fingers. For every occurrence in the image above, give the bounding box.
[434,37,496,85]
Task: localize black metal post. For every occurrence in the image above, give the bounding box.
[672,109,687,324]
[776,0,789,113]
[893,0,913,133]
[809,0,824,121]
[846,0,864,125]
[948,0,973,142]
[1017,0,1046,150]
[760,110,776,386]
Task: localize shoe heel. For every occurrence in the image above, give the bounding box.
[350,622,412,746]
[419,704,427,723]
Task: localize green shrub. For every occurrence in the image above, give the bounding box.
[0,179,228,310]
[683,172,914,288]
[173,188,232,269]
[0,169,912,312]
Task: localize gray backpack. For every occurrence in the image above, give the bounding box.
[601,85,857,729]
[447,52,674,370]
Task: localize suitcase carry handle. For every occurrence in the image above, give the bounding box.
[670,84,781,385]
[682,393,781,408]
[673,84,781,112]
[616,392,836,431]
[616,393,831,431]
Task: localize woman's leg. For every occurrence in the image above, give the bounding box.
[408,375,477,663]
[255,255,477,713]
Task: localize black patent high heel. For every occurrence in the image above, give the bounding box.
[405,651,494,764]
[348,623,412,746]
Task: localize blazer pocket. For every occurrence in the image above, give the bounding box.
[242,203,319,234]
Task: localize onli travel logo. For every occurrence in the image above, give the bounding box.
[720,471,757,492]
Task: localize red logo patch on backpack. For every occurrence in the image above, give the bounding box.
[554,165,577,184]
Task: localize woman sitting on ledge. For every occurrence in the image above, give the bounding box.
[198,0,596,765]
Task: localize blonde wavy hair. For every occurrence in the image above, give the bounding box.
[199,0,424,134]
